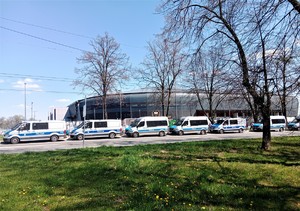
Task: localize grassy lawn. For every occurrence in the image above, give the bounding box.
[0,137,299,210]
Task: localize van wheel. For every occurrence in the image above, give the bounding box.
[178,131,183,136]
[159,131,165,137]
[109,132,116,139]
[239,129,244,133]
[10,137,20,144]
[219,129,224,134]
[77,134,84,140]
[279,127,284,132]
[133,132,139,138]
[200,130,206,135]
[50,135,59,142]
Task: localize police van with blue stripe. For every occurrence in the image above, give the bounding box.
[70,119,122,140]
[169,116,211,135]
[250,116,286,132]
[3,120,67,144]
[210,117,246,134]
[125,116,169,137]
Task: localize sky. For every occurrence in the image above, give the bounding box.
[0,0,165,120]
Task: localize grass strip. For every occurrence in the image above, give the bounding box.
[0,136,299,210]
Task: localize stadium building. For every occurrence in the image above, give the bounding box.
[64,90,300,122]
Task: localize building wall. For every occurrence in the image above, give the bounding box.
[49,107,68,121]
[64,91,300,121]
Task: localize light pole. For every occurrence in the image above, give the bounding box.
[24,83,27,120]
[119,91,122,120]
[31,102,33,120]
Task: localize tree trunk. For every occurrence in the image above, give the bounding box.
[288,0,300,13]
[166,89,172,117]
[102,94,108,119]
[261,111,271,150]
[161,91,165,116]
[281,59,287,118]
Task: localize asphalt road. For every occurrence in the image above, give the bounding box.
[1,130,299,154]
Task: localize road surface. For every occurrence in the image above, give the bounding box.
[1,130,299,154]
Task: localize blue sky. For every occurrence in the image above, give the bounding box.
[0,0,164,120]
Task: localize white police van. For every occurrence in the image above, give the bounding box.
[3,120,67,144]
[125,116,169,137]
[210,118,246,134]
[169,116,211,135]
[251,116,286,132]
[70,119,122,140]
[287,116,300,131]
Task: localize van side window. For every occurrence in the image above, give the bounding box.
[160,120,168,126]
[21,123,30,130]
[95,122,107,128]
[272,119,285,124]
[86,122,93,128]
[182,121,188,126]
[147,120,168,127]
[24,123,30,130]
[138,121,145,127]
[230,120,238,125]
[190,120,208,126]
[33,123,49,130]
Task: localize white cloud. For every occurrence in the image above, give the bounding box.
[0,79,4,83]
[12,78,42,91]
[15,104,24,108]
[56,98,70,103]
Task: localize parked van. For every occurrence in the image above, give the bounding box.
[288,116,300,131]
[70,119,122,140]
[169,116,210,135]
[125,116,169,137]
[3,120,67,144]
[251,116,286,132]
[210,118,246,133]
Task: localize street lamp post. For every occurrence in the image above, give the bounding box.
[31,102,33,120]
[24,83,27,120]
[119,91,122,120]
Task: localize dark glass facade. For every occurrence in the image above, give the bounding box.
[64,91,299,121]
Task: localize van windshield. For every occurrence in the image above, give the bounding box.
[130,119,141,127]
[77,122,85,129]
[174,119,184,126]
[216,120,224,124]
[11,123,22,130]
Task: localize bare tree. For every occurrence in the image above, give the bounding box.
[237,82,261,122]
[160,0,299,150]
[0,115,24,129]
[271,35,300,118]
[73,33,130,119]
[138,36,187,117]
[188,44,233,122]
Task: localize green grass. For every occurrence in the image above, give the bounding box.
[0,137,299,210]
